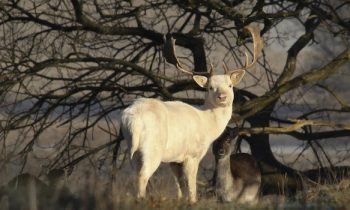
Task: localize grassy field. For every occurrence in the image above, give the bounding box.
[109,183,350,210]
[1,151,349,210]
[71,183,350,210]
[1,124,349,210]
[1,173,349,210]
[111,180,350,210]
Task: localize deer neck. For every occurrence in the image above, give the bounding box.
[203,96,233,123]
[200,100,233,143]
[216,152,235,202]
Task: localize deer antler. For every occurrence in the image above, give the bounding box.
[163,34,211,76]
[244,26,264,69]
[224,26,264,74]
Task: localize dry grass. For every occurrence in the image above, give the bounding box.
[1,150,350,210]
[304,179,350,206]
[1,123,349,210]
[1,173,350,210]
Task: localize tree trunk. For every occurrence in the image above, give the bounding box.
[246,105,305,196]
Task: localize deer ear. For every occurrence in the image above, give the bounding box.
[230,70,245,86]
[193,75,208,88]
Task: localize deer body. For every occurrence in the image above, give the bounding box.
[0,170,82,210]
[123,97,232,160]
[121,26,263,203]
[213,129,261,203]
[216,153,261,203]
[122,75,239,203]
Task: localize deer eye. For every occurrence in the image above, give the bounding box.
[229,84,233,88]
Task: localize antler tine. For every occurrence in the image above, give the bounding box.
[244,51,249,68]
[209,63,215,75]
[223,62,229,74]
[244,26,264,69]
[162,34,193,76]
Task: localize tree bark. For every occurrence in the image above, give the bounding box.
[245,105,305,195]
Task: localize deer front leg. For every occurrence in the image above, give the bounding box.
[183,159,199,203]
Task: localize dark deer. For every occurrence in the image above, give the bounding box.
[213,128,261,203]
[0,169,84,210]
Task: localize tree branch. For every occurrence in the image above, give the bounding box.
[239,118,350,136]
[233,47,350,120]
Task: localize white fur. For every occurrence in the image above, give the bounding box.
[121,71,245,203]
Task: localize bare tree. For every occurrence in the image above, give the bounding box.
[1,0,350,195]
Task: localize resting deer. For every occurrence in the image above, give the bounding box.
[0,169,82,210]
[213,128,261,203]
[120,26,263,203]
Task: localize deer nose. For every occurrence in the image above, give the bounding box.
[218,93,227,101]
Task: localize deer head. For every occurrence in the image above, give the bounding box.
[213,127,240,159]
[163,26,263,107]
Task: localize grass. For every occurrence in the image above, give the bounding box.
[303,179,350,207]
[109,195,349,210]
[1,178,350,210]
[109,179,350,210]
[1,158,349,210]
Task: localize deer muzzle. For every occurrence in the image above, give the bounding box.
[218,93,227,101]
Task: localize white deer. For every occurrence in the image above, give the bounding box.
[120,26,263,203]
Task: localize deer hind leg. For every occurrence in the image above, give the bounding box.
[238,183,260,203]
[170,162,186,199]
[137,150,161,199]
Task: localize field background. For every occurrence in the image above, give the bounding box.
[1,121,349,209]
